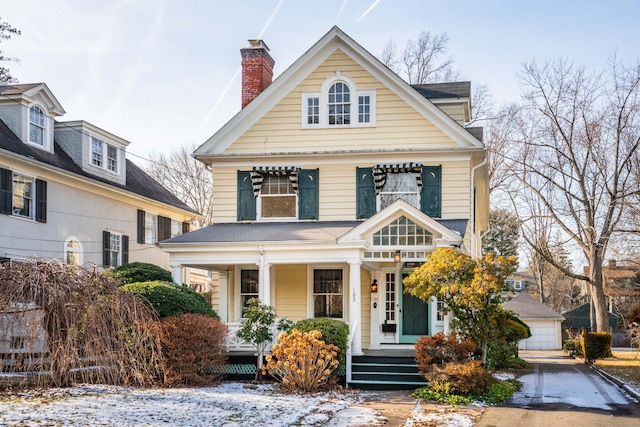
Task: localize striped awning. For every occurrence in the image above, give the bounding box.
[250,166,299,197]
[373,163,423,194]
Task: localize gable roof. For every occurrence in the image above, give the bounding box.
[194,26,484,158]
[339,199,465,246]
[0,83,66,116]
[0,118,197,214]
[504,292,565,320]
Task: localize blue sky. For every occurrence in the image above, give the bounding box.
[1,0,638,160]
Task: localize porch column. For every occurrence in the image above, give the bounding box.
[258,248,271,306]
[218,271,229,322]
[170,264,183,284]
[349,260,363,356]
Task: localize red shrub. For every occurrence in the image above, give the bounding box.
[415,332,475,378]
[159,313,227,386]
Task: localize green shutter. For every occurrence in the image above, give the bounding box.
[158,216,171,241]
[103,230,111,268]
[237,171,256,221]
[421,166,442,217]
[356,167,376,219]
[35,179,47,223]
[298,168,319,220]
[122,235,129,265]
[0,168,11,215]
[137,210,145,243]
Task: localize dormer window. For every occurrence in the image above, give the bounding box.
[302,73,375,128]
[29,105,45,146]
[91,137,118,173]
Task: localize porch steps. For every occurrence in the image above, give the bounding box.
[348,355,426,390]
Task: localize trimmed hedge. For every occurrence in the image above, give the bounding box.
[108,262,173,284]
[123,281,219,319]
[581,331,612,363]
[292,318,349,369]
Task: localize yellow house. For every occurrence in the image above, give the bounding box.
[161,27,489,382]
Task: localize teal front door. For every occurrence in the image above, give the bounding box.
[399,271,429,343]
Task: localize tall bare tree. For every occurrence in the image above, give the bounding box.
[0,17,21,84]
[506,56,640,332]
[145,143,214,228]
[380,31,458,84]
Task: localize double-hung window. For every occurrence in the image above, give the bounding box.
[237,168,319,221]
[240,269,259,311]
[29,105,45,146]
[328,82,350,125]
[91,138,118,173]
[313,269,344,319]
[136,209,187,244]
[0,168,47,222]
[102,230,128,268]
[379,172,419,210]
[356,165,442,219]
[259,174,296,219]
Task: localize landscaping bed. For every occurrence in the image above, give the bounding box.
[594,350,640,394]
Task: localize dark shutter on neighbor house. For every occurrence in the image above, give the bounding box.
[298,168,319,220]
[356,167,376,219]
[421,166,442,217]
[237,170,256,221]
[35,179,47,223]
[157,216,171,241]
[122,235,129,264]
[182,221,190,234]
[103,230,111,268]
[0,168,12,215]
[137,209,145,243]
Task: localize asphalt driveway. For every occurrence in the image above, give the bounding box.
[476,355,640,427]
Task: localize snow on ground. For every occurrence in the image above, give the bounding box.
[0,382,368,427]
[0,382,476,427]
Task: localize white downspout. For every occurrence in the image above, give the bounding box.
[470,158,488,258]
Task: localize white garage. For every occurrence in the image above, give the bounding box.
[504,292,565,350]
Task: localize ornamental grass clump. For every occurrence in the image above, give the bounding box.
[262,329,339,393]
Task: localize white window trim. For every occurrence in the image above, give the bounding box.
[256,175,298,221]
[64,236,84,266]
[234,266,260,321]
[143,211,158,245]
[108,232,124,268]
[90,137,119,174]
[377,172,421,212]
[301,72,376,128]
[306,265,347,320]
[27,103,52,152]
[10,171,35,221]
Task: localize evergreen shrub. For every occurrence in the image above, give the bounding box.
[123,281,218,319]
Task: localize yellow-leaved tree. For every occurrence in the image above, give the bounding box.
[403,247,518,366]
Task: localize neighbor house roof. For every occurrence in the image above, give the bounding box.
[161,218,468,245]
[411,82,471,99]
[0,83,42,96]
[504,292,565,320]
[0,118,197,214]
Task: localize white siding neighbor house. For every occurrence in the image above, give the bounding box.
[0,83,200,270]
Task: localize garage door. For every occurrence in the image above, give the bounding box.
[518,320,560,350]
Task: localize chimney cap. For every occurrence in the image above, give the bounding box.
[247,39,270,51]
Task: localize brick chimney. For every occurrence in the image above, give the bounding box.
[609,259,617,269]
[241,39,275,108]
